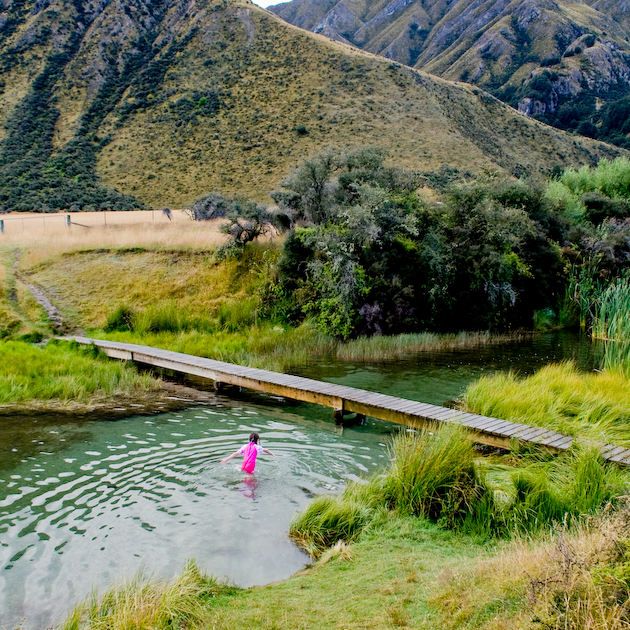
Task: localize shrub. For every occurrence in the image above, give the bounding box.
[541,55,561,67]
[190,191,230,221]
[105,303,136,331]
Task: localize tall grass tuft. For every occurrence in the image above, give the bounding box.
[382,424,482,523]
[105,303,135,332]
[463,361,630,446]
[501,446,627,532]
[61,559,232,630]
[289,489,378,557]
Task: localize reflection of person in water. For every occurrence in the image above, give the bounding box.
[220,432,275,473]
[241,475,259,499]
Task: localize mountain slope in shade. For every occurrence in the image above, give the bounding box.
[0,0,624,210]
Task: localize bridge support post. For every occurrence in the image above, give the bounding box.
[334,408,345,424]
[214,381,225,392]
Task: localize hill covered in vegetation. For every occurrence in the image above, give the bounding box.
[0,0,625,212]
[270,0,630,149]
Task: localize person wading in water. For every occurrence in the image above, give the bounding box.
[221,432,275,473]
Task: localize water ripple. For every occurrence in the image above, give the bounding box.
[0,400,390,629]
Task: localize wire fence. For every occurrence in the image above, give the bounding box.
[0,209,188,235]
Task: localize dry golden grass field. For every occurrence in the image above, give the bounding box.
[1,211,230,266]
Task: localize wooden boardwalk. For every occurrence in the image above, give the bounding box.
[72,336,630,465]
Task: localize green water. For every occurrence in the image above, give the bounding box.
[293,330,599,405]
[0,331,597,628]
[0,399,392,628]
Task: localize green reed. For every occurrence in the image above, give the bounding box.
[0,339,159,404]
[591,276,630,373]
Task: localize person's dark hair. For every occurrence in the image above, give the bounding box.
[249,432,260,444]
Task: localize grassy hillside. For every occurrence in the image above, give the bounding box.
[0,0,625,211]
[271,0,630,149]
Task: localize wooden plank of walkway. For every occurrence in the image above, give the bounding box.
[69,336,628,465]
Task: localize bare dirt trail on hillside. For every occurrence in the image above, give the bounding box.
[12,248,79,335]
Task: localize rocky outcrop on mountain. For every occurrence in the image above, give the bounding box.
[271,0,630,87]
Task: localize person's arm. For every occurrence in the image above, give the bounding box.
[221,450,241,464]
[262,448,275,457]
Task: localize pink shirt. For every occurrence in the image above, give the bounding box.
[238,442,264,474]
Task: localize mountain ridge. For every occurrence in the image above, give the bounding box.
[270,0,630,146]
[0,0,624,210]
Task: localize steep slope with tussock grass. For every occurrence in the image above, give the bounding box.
[271,0,630,148]
[0,0,625,211]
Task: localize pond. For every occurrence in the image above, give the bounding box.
[0,331,597,628]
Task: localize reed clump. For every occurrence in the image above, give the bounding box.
[61,559,234,630]
[290,424,629,558]
[463,361,630,446]
[333,331,530,362]
[0,339,159,404]
[591,276,630,374]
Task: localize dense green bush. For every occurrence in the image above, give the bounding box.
[271,150,577,336]
[196,151,630,339]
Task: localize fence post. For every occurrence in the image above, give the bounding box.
[67,214,71,227]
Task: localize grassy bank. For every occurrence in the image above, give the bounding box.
[290,426,628,552]
[463,361,630,446]
[0,339,160,410]
[60,426,630,630]
[61,510,630,629]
